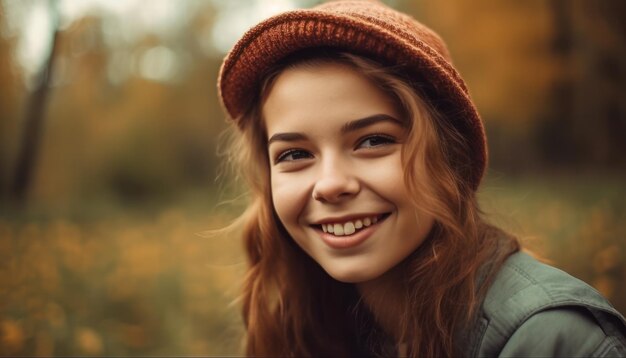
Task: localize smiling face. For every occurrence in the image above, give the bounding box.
[263,61,434,283]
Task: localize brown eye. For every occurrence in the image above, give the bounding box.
[276,149,313,163]
[357,135,396,149]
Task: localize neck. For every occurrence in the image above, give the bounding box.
[356,264,408,342]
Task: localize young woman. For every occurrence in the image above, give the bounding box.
[217,1,626,356]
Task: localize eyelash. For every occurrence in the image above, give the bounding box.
[356,134,397,149]
[274,134,397,164]
[275,148,312,163]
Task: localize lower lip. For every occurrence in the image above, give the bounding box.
[317,220,384,249]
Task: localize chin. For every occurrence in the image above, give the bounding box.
[323,265,385,284]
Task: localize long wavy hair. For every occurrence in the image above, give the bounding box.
[222,50,520,357]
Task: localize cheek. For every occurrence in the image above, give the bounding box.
[270,173,309,227]
[359,154,407,200]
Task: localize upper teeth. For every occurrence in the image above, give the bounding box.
[321,216,379,236]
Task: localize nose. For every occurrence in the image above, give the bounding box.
[312,157,360,203]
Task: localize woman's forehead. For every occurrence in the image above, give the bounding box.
[262,62,402,134]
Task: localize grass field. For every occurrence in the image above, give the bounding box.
[0,174,624,356]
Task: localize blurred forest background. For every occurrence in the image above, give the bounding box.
[0,0,625,356]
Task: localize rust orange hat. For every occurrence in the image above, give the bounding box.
[218,0,487,190]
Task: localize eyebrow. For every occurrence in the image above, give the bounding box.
[267,132,308,146]
[340,114,402,133]
[267,114,401,146]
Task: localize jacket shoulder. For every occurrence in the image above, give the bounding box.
[498,307,624,357]
[472,251,626,357]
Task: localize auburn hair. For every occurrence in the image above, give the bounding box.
[223,50,519,357]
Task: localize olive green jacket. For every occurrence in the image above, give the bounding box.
[464,251,626,357]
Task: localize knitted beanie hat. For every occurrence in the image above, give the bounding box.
[218,0,487,190]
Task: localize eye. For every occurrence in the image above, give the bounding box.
[275,149,313,163]
[356,134,396,149]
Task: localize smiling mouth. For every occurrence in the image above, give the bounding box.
[314,213,390,236]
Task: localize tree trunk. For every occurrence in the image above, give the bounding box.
[11,0,60,205]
